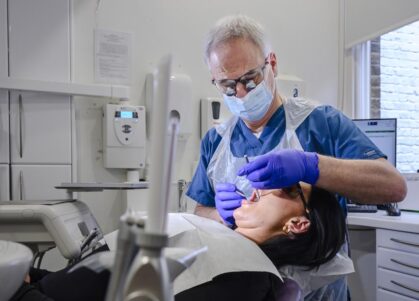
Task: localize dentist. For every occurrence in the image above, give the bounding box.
[186,14,406,300]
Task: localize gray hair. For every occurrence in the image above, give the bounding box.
[204,15,271,64]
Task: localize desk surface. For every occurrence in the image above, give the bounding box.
[348,210,419,233]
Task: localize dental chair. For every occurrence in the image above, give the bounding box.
[0,240,33,301]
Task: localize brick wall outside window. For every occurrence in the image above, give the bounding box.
[378,21,419,173]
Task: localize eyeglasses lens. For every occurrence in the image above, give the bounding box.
[213,64,266,96]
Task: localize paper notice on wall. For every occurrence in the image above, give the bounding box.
[95,29,132,84]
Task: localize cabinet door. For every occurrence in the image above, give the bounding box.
[348,228,376,301]
[8,0,70,81]
[0,164,9,200]
[377,288,417,301]
[378,268,419,300]
[11,165,71,201]
[0,90,8,164]
[10,92,71,164]
[0,0,7,77]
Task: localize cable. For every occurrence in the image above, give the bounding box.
[80,228,99,253]
[32,251,40,267]
[36,252,45,269]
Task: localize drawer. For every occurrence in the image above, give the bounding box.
[377,268,419,300]
[377,229,419,254]
[378,247,419,277]
[378,288,418,301]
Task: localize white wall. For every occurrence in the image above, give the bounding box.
[70,0,340,232]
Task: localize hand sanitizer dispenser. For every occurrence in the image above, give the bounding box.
[275,74,305,98]
[200,97,232,138]
[103,104,146,169]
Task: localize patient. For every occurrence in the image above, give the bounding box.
[11,186,346,301]
[234,183,346,269]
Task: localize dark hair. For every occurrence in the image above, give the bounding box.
[259,186,346,270]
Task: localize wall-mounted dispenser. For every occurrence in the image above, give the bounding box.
[200,97,232,138]
[145,73,193,140]
[103,104,146,169]
[276,74,306,98]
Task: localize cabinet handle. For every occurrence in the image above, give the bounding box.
[390,280,419,294]
[18,94,23,158]
[390,237,419,248]
[391,258,419,270]
[19,170,23,201]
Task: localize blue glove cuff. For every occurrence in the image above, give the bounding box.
[225,218,236,228]
[303,152,320,184]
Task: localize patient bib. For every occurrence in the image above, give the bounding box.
[207,97,319,198]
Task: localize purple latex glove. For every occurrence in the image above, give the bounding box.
[215,183,244,227]
[237,149,319,189]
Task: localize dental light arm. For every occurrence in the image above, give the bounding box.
[106,55,204,301]
[105,211,142,301]
[145,54,175,235]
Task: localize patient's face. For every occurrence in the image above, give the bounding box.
[234,184,311,244]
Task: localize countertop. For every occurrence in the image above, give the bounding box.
[348,210,419,233]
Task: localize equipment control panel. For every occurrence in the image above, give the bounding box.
[103,104,146,169]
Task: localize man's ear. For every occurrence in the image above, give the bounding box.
[283,216,310,235]
[268,52,278,77]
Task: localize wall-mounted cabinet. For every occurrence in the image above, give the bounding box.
[1,0,129,99]
[0,91,73,200]
[0,0,130,202]
[8,0,70,81]
[7,91,72,200]
[0,0,73,201]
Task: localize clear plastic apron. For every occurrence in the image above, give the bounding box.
[207,97,319,199]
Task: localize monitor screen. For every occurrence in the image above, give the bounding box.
[352,118,397,167]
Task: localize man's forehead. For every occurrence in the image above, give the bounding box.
[210,57,248,75]
[208,39,264,77]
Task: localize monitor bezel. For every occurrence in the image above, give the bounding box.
[352,118,397,167]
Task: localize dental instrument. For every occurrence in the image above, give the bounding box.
[244,155,261,201]
[235,188,248,199]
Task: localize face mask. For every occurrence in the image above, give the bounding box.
[223,80,273,121]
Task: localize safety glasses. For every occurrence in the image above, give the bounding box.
[283,183,309,216]
[211,61,269,96]
[257,183,309,216]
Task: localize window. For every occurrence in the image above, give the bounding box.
[369,21,419,173]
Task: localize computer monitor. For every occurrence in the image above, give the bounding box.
[348,118,398,212]
[352,118,397,167]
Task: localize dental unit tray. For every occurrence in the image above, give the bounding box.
[55,182,149,192]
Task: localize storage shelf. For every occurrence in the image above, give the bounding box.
[56,182,149,192]
[0,77,130,100]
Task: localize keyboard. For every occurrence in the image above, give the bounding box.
[347,203,378,213]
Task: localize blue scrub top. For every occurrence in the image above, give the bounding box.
[186,104,385,214]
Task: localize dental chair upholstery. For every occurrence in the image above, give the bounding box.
[8,265,302,301]
[175,272,302,301]
[0,241,33,301]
